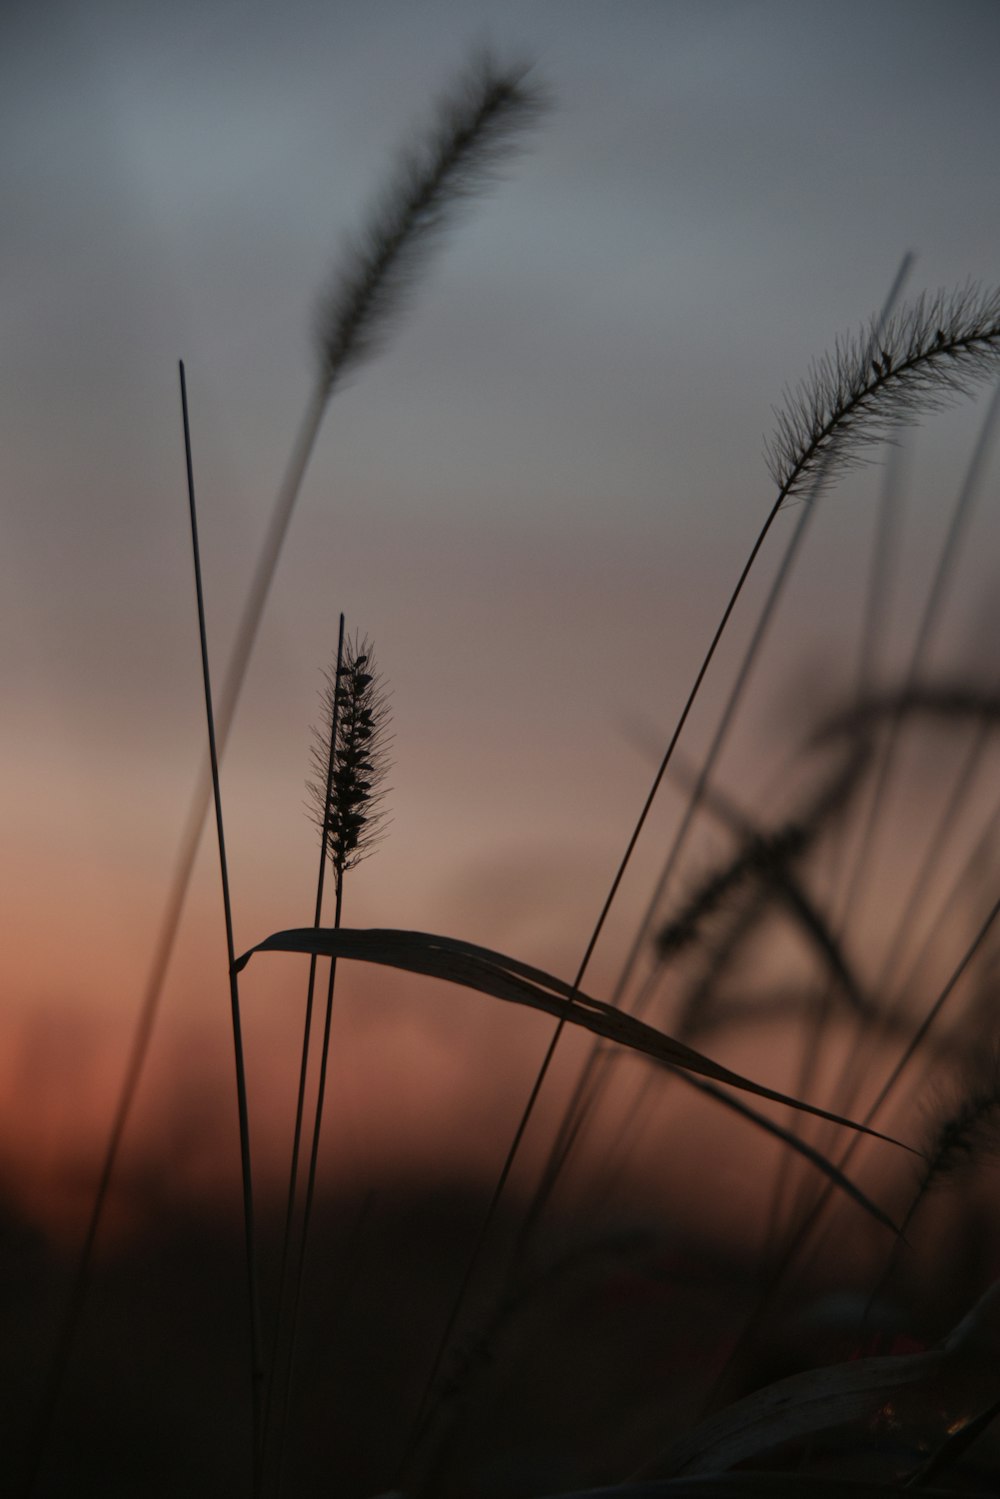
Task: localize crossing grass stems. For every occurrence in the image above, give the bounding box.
[25,46,1000,1499]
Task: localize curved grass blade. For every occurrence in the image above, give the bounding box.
[234,926,914,1159]
[645,1279,1000,1483]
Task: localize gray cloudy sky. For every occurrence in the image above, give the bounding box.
[4,0,1000,1190]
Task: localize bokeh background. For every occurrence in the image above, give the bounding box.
[6,3,1000,1488]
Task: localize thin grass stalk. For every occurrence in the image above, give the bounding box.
[750,856,1000,1365]
[24,366,271,1497]
[808,758,1000,1216]
[628,255,914,1010]
[632,302,1000,1420]
[179,362,265,1483]
[588,738,869,1151]
[767,447,905,1246]
[412,458,823,1379]
[702,883,1000,1421]
[261,613,346,1477]
[413,263,917,1385]
[402,263,920,1468]
[862,1061,1000,1333]
[580,754,872,1239]
[886,773,1000,1025]
[509,259,919,1270]
[759,380,1000,1258]
[664,760,873,1069]
[37,59,543,1459]
[404,266,1000,1463]
[823,377,1000,1010]
[655,774,871,1014]
[414,1065,903,1491]
[841,374,999,943]
[797,379,1000,1223]
[855,438,905,703]
[866,670,1000,1010]
[272,890,343,1499]
[513,482,853,1261]
[273,635,389,1496]
[873,689,998,999]
[533,475,820,1183]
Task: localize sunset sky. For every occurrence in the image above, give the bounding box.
[5,0,1000,1238]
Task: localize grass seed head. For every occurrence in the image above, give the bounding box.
[308,633,392,881]
[315,49,548,390]
[766,284,1000,502]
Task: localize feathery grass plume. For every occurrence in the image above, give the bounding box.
[656,821,869,1021]
[681,885,774,1019]
[588,745,877,1260]
[899,1059,1000,1229]
[46,55,549,1473]
[766,284,1000,502]
[660,742,871,1019]
[657,822,812,959]
[812,383,1000,1100]
[316,51,548,389]
[307,633,392,887]
[267,632,391,1486]
[659,827,872,1023]
[785,387,1000,1261]
[437,260,914,1373]
[919,1056,1000,1190]
[497,265,921,1292]
[863,1056,1000,1334]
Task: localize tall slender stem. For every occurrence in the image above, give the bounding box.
[402,257,919,1486]
[264,613,346,1491]
[273,881,345,1498]
[26,377,332,1499]
[514,256,916,1266]
[180,361,265,1489]
[39,66,542,1445]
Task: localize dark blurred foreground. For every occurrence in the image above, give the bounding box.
[5,1159,1000,1498]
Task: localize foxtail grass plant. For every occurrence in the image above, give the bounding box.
[501,278,1000,1328]
[28,50,1000,1499]
[241,269,1000,1491]
[765,381,1000,1270]
[265,632,391,1492]
[28,49,546,1498]
[861,1053,1000,1330]
[262,612,347,1489]
[499,256,916,1281]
